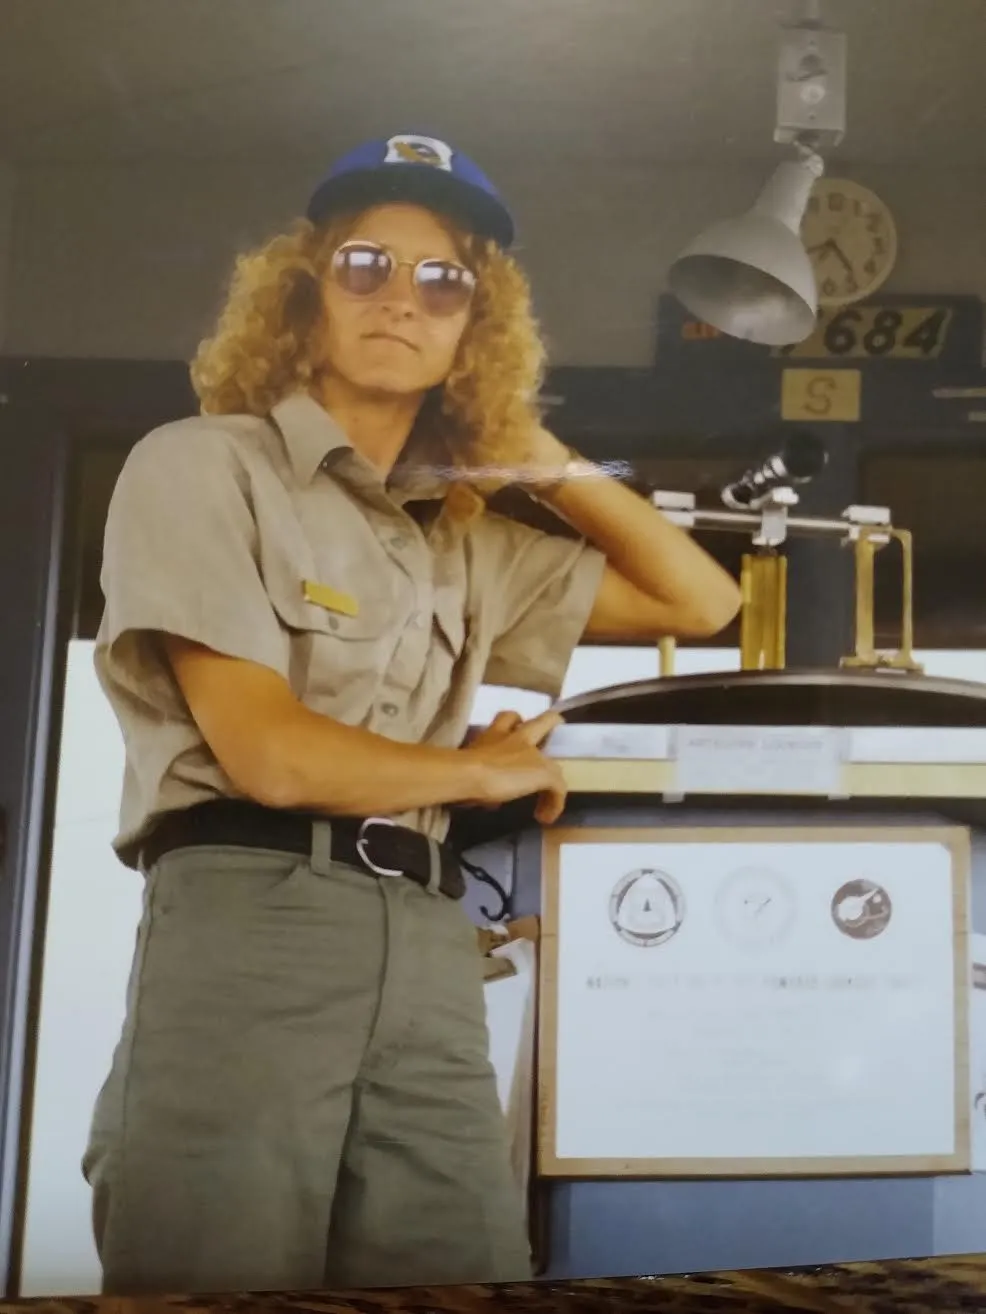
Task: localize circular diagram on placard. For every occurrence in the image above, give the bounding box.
[831,879,893,939]
[714,865,797,950]
[609,868,685,948]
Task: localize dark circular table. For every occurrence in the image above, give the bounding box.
[555,667,986,727]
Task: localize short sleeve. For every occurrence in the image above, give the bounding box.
[476,513,606,698]
[96,424,289,704]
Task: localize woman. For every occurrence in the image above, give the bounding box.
[85,132,739,1295]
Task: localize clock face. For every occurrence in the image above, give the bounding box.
[801,179,898,307]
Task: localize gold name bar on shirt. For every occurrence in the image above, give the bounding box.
[302,579,360,618]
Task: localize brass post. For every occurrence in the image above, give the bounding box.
[841,526,923,673]
[897,528,917,665]
[850,532,878,667]
[658,636,677,677]
[739,552,787,671]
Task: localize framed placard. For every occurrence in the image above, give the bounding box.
[539,826,969,1178]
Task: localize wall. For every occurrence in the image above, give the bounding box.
[0,163,16,353]
[5,157,986,368]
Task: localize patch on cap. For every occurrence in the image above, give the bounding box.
[384,134,454,172]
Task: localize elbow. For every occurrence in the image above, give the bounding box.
[678,576,743,639]
[218,727,307,812]
[706,583,743,636]
[243,759,302,811]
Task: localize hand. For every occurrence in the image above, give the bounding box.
[462,709,568,824]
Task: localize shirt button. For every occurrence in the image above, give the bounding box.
[390,535,407,550]
[380,702,400,718]
[328,616,340,631]
[408,611,424,629]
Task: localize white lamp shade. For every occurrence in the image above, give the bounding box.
[668,158,821,347]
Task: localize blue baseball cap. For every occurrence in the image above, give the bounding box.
[306,133,515,249]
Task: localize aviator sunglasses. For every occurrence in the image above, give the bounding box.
[329,240,477,317]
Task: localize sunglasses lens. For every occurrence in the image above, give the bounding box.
[415,261,477,316]
[332,244,476,315]
[332,243,393,296]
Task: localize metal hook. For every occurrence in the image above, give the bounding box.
[460,857,510,923]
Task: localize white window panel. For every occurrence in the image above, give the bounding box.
[21,642,138,1296]
[470,647,741,722]
[915,651,986,682]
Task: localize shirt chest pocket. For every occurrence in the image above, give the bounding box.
[260,550,393,705]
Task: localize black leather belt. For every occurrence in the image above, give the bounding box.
[138,799,466,900]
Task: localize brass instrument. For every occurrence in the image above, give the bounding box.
[841,525,919,672]
[652,486,922,676]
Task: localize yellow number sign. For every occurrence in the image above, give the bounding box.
[781,369,862,422]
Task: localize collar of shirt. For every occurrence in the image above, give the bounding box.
[270,391,448,506]
[270,392,352,485]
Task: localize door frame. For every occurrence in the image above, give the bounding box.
[0,357,192,1294]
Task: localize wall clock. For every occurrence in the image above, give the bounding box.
[801,178,898,307]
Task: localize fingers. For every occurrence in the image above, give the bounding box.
[522,714,566,820]
[470,709,524,748]
[516,709,564,747]
[488,709,524,733]
[475,708,563,749]
[533,756,568,825]
[534,785,566,825]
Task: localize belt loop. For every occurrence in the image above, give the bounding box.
[426,838,442,896]
[310,818,335,877]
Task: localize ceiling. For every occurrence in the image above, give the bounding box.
[2,0,985,169]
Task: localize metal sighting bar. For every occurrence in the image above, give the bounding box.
[652,489,893,545]
[665,507,873,539]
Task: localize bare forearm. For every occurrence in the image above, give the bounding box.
[534,438,740,634]
[165,638,561,821]
[548,469,733,601]
[260,705,482,815]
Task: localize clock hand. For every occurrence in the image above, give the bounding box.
[744,895,772,916]
[807,239,852,273]
[829,241,855,277]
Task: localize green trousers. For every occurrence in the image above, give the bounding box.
[83,831,531,1294]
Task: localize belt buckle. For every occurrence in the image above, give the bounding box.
[355,817,404,878]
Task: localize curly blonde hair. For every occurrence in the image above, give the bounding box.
[190,211,547,520]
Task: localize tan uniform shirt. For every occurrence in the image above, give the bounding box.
[96,392,606,866]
